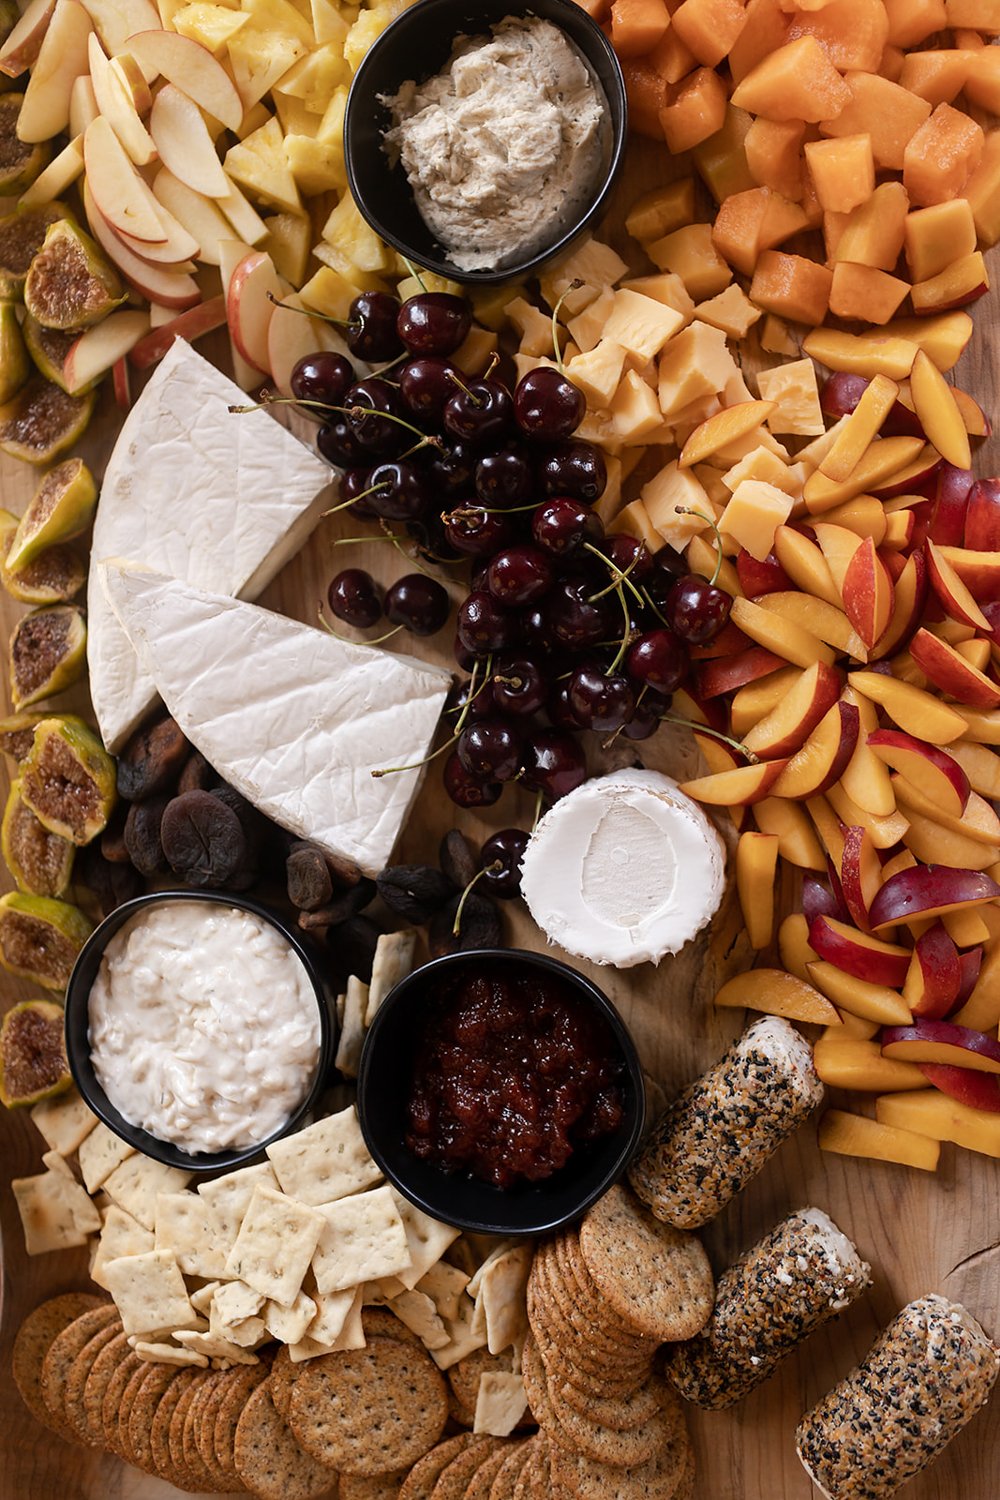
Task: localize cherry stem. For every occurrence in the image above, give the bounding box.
[446,658,492,720]
[582,542,646,609]
[676,507,725,587]
[230,394,440,449]
[531,792,544,834]
[606,585,633,676]
[445,369,482,407]
[402,257,428,293]
[317,605,405,648]
[322,480,389,515]
[639,584,669,627]
[483,352,500,381]
[452,862,503,935]
[661,714,759,764]
[372,730,459,779]
[266,291,358,333]
[380,519,437,580]
[549,278,583,377]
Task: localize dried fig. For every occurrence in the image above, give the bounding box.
[77,842,143,917]
[0,711,46,763]
[6,457,96,572]
[23,219,124,331]
[99,804,130,863]
[327,914,380,983]
[9,604,86,708]
[0,299,30,405]
[0,94,49,194]
[177,751,214,794]
[124,794,169,877]
[2,776,74,897]
[287,842,333,912]
[429,892,502,956]
[0,999,71,1107]
[439,829,478,891]
[160,790,248,889]
[376,864,453,924]
[2,541,86,604]
[117,714,190,802]
[22,312,75,390]
[20,717,117,845]
[0,202,68,300]
[0,891,92,988]
[0,374,95,464]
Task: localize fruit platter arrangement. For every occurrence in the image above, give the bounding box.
[1,0,1000,1494]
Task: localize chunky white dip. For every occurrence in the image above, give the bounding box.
[88,901,321,1155]
[383,17,608,272]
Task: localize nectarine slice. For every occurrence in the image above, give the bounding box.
[838,688,895,818]
[925,541,992,631]
[772,700,860,801]
[757,592,866,659]
[839,824,882,929]
[847,670,967,743]
[736,831,779,949]
[901,809,1000,872]
[876,1088,1000,1156]
[869,864,1000,931]
[778,912,819,982]
[869,551,928,661]
[714,966,839,1024]
[679,400,778,468]
[741,661,843,761]
[819,1109,940,1170]
[909,349,971,470]
[730,596,835,670]
[841,536,894,650]
[902,921,961,1020]
[882,1019,1000,1074]
[801,329,918,381]
[808,914,910,987]
[772,526,843,609]
[867,729,970,816]
[807,960,912,1026]
[950,706,1000,745]
[819,375,900,483]
[678,759,790,807]
[949,741,1000,800]
[804,437,926,513]
[814,1039,927,1094]
[892,776,1000,846]
[827,783,908,849]
[918,1062,1000,1114]
[949,947,1000,1033]
[909,629,1000,710]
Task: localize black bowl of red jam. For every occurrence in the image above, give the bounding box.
[357,948,644,1235]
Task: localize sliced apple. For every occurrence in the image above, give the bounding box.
[813,1040,927,1093]
[112,197,200,267]
[882,1020,1000,1075]
[83,114,167,244]
[869,865,1000,932]
[112,354,130,410]
[695,646,787,699]
[62,308,149,394]
[128,294,226,370]
[19,134,85,208]
[876,1089,1000,1157]
[15,0,92,142]
[69,72,98,137]
[909,348,972,470]
[773,525,843,609]
[78,0,159,62]
[753,798,825,871]
[151,168,230,268]
[771,699,860,800]
[124,29,242,131]
[225,248,286,377]
[109,52,151,116]
[867,729,970,816]
[714,967,839,1025]
[839,824,881,931]
[917,1063,1000,1114]
[266,294,345,399]
[847,669,967,744]
[149,82,229,198]
[677,759,790,807]
[902,921,961,1020]
[0,0,56,76]
[807,961,912,1027]
[83,178,200,308]
[808,914,911,987]
[818,1109,940,1170]
[778,912,819,983]
[840,535,894,650]
[87,31,154,166]
[679,400,778,468]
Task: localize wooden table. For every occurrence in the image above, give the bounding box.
[1,148,999,1498]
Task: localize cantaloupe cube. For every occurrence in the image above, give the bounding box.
[829,263,910,324]
[622,274,696,324]
[749,251,833,325]
[567,290,616,354]
[729,0,790,82]
[602,289,686,362]
[641,461,713,548]
[903,104,985,208]
[658,66,727,153]
[610,499,663,550]
[721,480,795,561]
[964,46,1000,113]
[745,118,805,201]
[899,48,975,105]
[883,0,945,47]
[648,25,696,84]
[567,341,627,408]
[756,358,825,435]
[805,135,875,214]
[785,0,889,71]
[904,199,977,280]
[964,131,1000,246]
[625,179,696,243]
[657,320,736,415]
[945,0,1000,26]
[876,1089,1000,1157]
[814,1038,927,1092]
[830,182,909,271]
[620,57,672,138]
[692,106,756,203]
[610,0,670,58]
[819,1109,941,1170]
[694,284,761,339]
[731,36,851,123]
[712,187,809,276]
[670,0,747,67]
[647,223,732,299]
[820,72,931,171]
[880,44,906,81]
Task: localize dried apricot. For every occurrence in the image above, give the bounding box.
[160,790,249,888]
[116,714,190,802]
[124,795,170,877]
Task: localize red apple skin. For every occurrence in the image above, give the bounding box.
[882,1019,1000,1073]
[918,1062,1000,1113]
[965,478,1000,552]
[956,947,984,1007]
[907,921,961,1020]
[866,728,971,815]
[736,548,791,599]
[928,464,975,545]
[129,294,227,371]
[112,356,131,411]
[870,865,1000,931]
[871,455,941,500]
[802,875,843,926]
[695,647,786,700]
[808,914,911,987]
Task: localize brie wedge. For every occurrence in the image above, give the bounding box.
[519,768,726,968]
[102,566,452,877]
[88,338,334,752]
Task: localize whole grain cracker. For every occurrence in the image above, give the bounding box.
[465,1442,516,1500]
[40,1303,119,1441]
[269,1344,299,1422]
[511,1440,545,1500]
[168,1370,212,1491]
[527,1316,643,1399]
[118,1356,168,1470]
[149,1367,201,1489]
[549,1435,688,1500]
[341,1473,408,1499]
[11,1294,103,1430]
[196,1369,237,1474]
[555,1236,655,1341]
[182,1369,230,1493]
[551,1368,666,1431]
[80,1327,131,1443]
[526,1279,649,1385]
[578,1185,714,1342]
[546,1382,676,1468]
[213,1360,272,1478]
[363,1305,423,1348]
[127,1360,181,1475]
[398,1433,474,1500]
[430,1436,504,1500]
[289,1338,448,1475]
[487,1439,535,1500]
[532,1252,651,1361]
[235,1378,341,1500]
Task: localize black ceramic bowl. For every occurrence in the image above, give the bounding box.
[64,890,338,1173]
[344,0,628,285]
[357,948,645,1235]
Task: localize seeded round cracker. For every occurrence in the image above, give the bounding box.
[399,1433,475,1500]
[547,1383,677,1468]
[340,1471,408,1498]
[363,1306,423,1347]
[448,1349,517,1419]
[235,1378,342,1500]
[184,1369,230,1493]
[579,1186,714,1342]
[533,1250,652,1360]
[117,1357,166,1469]
[12,1294,104,1431]
[289,1339,448,1476]
[549,1435,689,1500]
[487,1441,535,1500]
[197,1369,239,1474]
[40,1305,120,1443]
[552,1367,674,1432]
[673,1440,696,1500]
[150,1367,202,1489]
[170,1370,214,1491]
[63,1316,125,1443]
[528,1316,644,1399]
[526,1281,649,1385]
[214,1361,272,1479]
[270,1344,299,1421]
[80,1328,130,1444]
[464,1442,517,1500]
[511,1441,543,1500]
[527,1436,553,1500]
[556,1236,658,1344]
[100,1348,145,1459]
[430,1436,504,1500]
[127,1360,181,1474]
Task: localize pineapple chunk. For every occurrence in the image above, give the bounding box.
[397,272,463,298]
[310,0,347,43]
[756,358,825,436]
[228,26,306,109]
[285,135,346,195]
[695,284,761,339]
[225,117,302,214]
[567,341,627,408]
[262,212,312,286]
[317,85,348,149]
[471,281,525,331]
[344,0,413,72]
[609,370,663,444]
[173,2,250,51]
[277,43,350,108]
[506,296,552,357]
[657,321,738,418]
[273,93,321,137]
[452,325,497,374]
[321,192,390,273]
[300,264,362,318]
[720,479,795,561]
[242,0,313,44]
[601,289,685,363]
[641,462,712,549]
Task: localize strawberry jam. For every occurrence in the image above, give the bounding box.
[405,965,625,1189]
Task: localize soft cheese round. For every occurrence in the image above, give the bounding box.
[519,769,726,968]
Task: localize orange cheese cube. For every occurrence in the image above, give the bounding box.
[624,179,696,243]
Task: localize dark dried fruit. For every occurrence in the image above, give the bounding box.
[0,202,68,300]
[23,219,124,331]
[376,864,453,924]
[117,714,190,802]
[0,95,50,197]
[0,891,92,988]
[0,999,70,1108]
[430,892,502,957]
[20,716,116,844]
[1,777,74,898]
[124,795,170,878]
[78,842,143,917]
[439,829,478,891]
[297,879,376,931]
[160,790,248,889]
[325,850,364,891]
[287,842,333,912]
[327,913,380,983]
[99,805,130,864]
[0,712,46,763]
[177,751,214,794]
[0,375,95,465]
[9,604,86,708]
[210,785,264,879]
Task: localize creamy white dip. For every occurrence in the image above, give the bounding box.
[88,901,321,1155]
[383,17,608,272]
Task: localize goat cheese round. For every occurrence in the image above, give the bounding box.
[520,769,726,968]
[88,900,321,1154]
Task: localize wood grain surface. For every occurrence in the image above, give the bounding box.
[1,142,999,1499]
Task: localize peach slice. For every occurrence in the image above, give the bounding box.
[735,548,792,600]
[811,521,863,595]
[806,794,847,869]
[693,733,748,832]
[730,665,802,737]
[951,706,1000,745]
[909,627,1000,709]
[933,544,1000,607]
[803,436,926,514]
[841,535,894,650]
[902,810,999,872]
[869,551,928,660]
[951,387,991,439]
[903,921,961,1019]
[948,740,1000,799]
[736,832,780,948]
[678,400,778,468]
[772,525,843,609]
[817,496,888,545]
[847,669,967,743]
[826,783,908,849]
[814,1040,927,1093]
[965,479,1000,550]
[910,251,990,316]
[694,645,787,699]
[756,591,867,659]
[882,1019,1000,1074]
[926,461,974,545]
[951,944,1000,1033]
[807,960,912,1026]
[818,1109,940,1170]
[839,824,882,930]
[867,729,970,816]
[892,778,1000,846]
[729,596,835,670]
[918,1063,1000,1114]
[714,967,839,1025]
[778,912,819,982]
[740,660,842,760]
[771,700,860,799]
[678,759,790,807]
[876,1088,1000,1157]
[869,865,1000,932]
[808,914,911,986]
[909,348,971,469]
[802,328,919,380]
[838,687,895,817]
[883,311,974,372]
[868,445,941,499]
[754,798,825,870]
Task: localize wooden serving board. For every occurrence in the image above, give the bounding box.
[2,145,999,1498]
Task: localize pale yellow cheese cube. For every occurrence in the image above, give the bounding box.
[756,359,825,436]
[713,425,790,468]
[761,313,799,356]
[567,340,627,408]
[720,480,795,561]
[621,273,695,325]
[574,405,621,451]
[722,446,799,496]
[692,463,732,505]
[540,237,628,309]
[397,272,463,299]
[506,296,552,358]
[695,284,761,339]
[724,369,755,406]
[657,322,737,417]
[567,288,615,354]
[609,499,662,551]
[600,290,685,363]
[453,325,498,374]
[593,454,624,528]
[640,463,711,550]
[609,369,663,444]
[646,224,732,300]
[471,282,526,332]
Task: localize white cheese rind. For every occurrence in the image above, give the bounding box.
[519,768,726,968]
[102,566,451,877]
[88,339,334,752]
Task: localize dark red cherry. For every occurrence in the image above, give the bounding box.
[532,498,602,556]
[490,654,548,717]
[514,366,586,441]
[480,828,529,898]
[428,441,477,499]
[487,545,553,607]
[338,467,376,518]
[475,448,533,508]
[567,665,636,732]
[344,378,407,454]
[664,574,733,645]
[443,376,513,447]
[456,591,518,655]
[291,351,355,408]
[457,718,524,782]
[443,750,502,809]
[397,293,472,356]
[327,568,382,628]
[521,731,587,801]
[537,441,606,502]
[347,292,403,361]
[384,574,450,635]
[398,357,459,424]
[443,506,513,557]
[546,578,614,649]
[317,418,369,467]
[603,534,653,582]
[367,460,429,522]
[626,630,687,693]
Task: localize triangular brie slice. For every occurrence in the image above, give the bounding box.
[88,338,334,752]
[102,566,452,876]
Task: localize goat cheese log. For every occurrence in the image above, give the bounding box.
[796,1294,999,1500]
[667,1208,871,1409]
[628,1017,823,1229]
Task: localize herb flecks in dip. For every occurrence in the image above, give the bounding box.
[406,964,625,1188]
[88,901,320,1155]
[383,17,608,273]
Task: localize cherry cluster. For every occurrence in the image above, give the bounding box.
[292,287,733,811]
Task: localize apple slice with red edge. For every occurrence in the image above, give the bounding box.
[909,627,1000,709]
[128,294,227,371]
[965,478,1000,551]
[839,824,881,930]
[0,0,56,76]
[866,729,971,816]
[771,699,860,800]
[869,865,1000,932]
[149,83,229,199]
[882,1019,1000,1074]
[62,308,149,394]
[808,913,911,987]
[83,179,200,309]
[917,1062,1000,1113]
[112,354,130,411]
[902,921,961,1020]
[123,30,243,132]
[226,249,287,376]
[83,115,168,245]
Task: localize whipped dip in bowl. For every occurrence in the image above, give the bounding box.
[64,891,337,1171]
[345,0,627,284]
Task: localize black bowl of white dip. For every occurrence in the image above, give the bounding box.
[63,891,338,1171]
[345,0,627,283]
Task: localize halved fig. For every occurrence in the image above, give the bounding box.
[9,604,86,708]
[2,542,86,604]
[23,219,123,331]
[22,313,75,390]
[0,374,95,463]
[0,891,92,988]
[0,300,29,404]
[6,457,96,571]
[0,94,49,194]
[0,998,71,1107]
[0,201,68,299]
[2,775,74,895]
[21,716,116,845]
[0,711,46,762]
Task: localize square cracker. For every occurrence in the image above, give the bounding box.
[30,1087,98,1155]
[365,932,416,1024]
[265,1104,381,1207]
[12,1169,102,1255]
[197,1162,279,1247]
[134,1340,208,1367]
[103,1156,192,1231]
[41,1150,75,1179]
[225,1185,325,1307]
[312,1184,412,1294]
[103,1248,198,1337]
[211,1280,265,1329]
[478,1244,532,1355]
[387,1289,449,1350]
[263,1289,317,1344]
[430,1294,488,1370]
[78,1121,136,1193]
[303,1286,358,1347]
[92,1205,155,1290]
[417,1261,470,1322]
[173,1329,259,1364]
[391,1189,461,1290]
[155,1190,229,1279]
[190,1282,221,1315]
